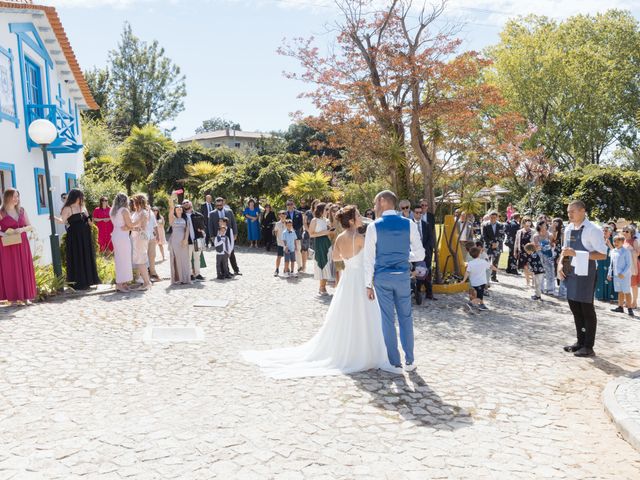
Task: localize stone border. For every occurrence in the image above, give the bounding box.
[603,373,640,452]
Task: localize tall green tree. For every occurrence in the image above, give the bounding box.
[489,10,640,169]
[120,125,175,201]
[195,117,241,134]
[83,67,110,121]
[109,23,186,138]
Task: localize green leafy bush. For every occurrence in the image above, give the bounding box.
[33,256,66,301]
[536,166,640,221]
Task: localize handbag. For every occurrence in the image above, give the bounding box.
[1,232,22,247]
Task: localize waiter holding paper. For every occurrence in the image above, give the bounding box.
[558,200,607,357]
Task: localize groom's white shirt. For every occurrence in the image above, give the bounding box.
[364,209,425,289]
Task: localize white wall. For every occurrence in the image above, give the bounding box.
[0,10,85,264]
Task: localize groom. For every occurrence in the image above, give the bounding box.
[364,191,425,373]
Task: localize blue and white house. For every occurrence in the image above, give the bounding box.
[0,0,97,263]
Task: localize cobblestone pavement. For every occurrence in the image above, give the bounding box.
[605,373,640,452]
[1,248,640,479]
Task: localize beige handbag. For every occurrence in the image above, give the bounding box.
[1,232,22,247]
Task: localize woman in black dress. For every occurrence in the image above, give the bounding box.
[60,189,100,290]
[514,217,534,287]
[260,204,277,251]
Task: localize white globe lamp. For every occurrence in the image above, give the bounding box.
[28,119,58,145]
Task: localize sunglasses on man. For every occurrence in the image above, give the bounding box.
[401,206,410,210]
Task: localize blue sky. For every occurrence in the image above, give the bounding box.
[46,0,640,140]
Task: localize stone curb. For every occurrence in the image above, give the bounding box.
[603,373,640,452]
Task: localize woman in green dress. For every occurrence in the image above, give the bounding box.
[595,225,617,302]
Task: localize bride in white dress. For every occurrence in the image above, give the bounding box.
[242,206,391,378]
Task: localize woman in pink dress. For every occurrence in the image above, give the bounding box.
[0,188,36,305]
[506,203,514,222]
[93,196,114,253]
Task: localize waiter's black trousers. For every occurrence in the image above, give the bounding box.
[568,299,597,348]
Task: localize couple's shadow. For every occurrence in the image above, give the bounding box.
[347,370,473,430]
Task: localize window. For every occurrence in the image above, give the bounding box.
[0,46,19,126]
[24,57,43,106]
[64,173,77,192]
[214,143,221,148]
[34,168,49,214]
[0,162,16,195]
[234,142,241,148]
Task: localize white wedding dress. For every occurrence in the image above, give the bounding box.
[242,243,391,378]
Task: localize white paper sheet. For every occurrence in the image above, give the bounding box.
[193,299,229,308]
[570,250,589,276]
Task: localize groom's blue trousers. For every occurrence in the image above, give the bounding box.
[374,271,414,367]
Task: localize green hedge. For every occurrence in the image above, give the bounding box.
[533,166,640,221]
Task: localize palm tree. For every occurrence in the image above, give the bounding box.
[120,124,175,201]
[183,161,225,199]
[283,170,335,202]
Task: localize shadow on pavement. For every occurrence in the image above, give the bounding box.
[348,369,473,430]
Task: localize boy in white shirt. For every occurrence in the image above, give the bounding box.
[273,211,287,277]
[214,219,234,280]
[462,246,498,311]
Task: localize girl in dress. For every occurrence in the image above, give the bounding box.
[514,217,534,287]
[152,207,167,261]
[61,189,100,290]
[243,198,260,248]
[110,193,139,293]
[0,188,36,305]
[130,194,151,290]
[93,196,113,253]
[168,197,191,285]
[309,202,334,296]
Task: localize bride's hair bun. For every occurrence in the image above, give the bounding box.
[336,205,357,229]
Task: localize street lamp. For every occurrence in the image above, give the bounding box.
[28,119,63,278]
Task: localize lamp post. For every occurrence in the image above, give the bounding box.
[28,119,62,278]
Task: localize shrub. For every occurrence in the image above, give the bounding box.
[33,256,66,301]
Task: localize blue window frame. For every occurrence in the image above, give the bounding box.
[64,173,77,193]
[0,46,19,127]
[24,56,42,105]
[33,167,49,215]
[0,162,16,195]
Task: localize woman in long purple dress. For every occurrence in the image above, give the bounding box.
[0,188,36,305]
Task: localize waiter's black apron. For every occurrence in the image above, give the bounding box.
[564,227,597,303]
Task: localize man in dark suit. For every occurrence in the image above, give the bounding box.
[285,199,304,268]
[208,197,241,275]
[413,203,436,300]
[481,211,505,282]
[200,194,215,248]
[504,213,521,274]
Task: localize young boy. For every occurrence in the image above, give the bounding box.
[273,210,287,277]
[524,243,545,300]
[281,219,298,278]
[214,218,234,279]
[475,241,492,296]
[410,261,428,305]
[462,246,497,311]
[609,234,634,317]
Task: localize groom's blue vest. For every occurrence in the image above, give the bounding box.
[374,214,411,275]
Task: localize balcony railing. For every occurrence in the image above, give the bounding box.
[26,104,82,154]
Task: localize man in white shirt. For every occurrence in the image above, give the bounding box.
[558,200,607,357]
[364,190,425,373]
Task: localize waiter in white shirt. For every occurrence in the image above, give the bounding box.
[557,200,607,357]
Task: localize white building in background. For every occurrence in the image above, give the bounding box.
[0,0,97,263]
[178,129,273,152]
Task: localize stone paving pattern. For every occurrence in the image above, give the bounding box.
[617,379,640,426]
[1,248,640,479]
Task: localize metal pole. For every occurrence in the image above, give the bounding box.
[41,145,63,279]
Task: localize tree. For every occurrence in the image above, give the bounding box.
[83,67,110,121]
[284,170,336,202]
[195,117,241,134]
[489,10,640,169]
[152,143,219,194]
[109,23,187,138]
[120,125,175,200]
[183,162,225,199]
[81,117,119,163]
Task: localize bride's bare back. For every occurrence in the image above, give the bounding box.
[333,230,365,261]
